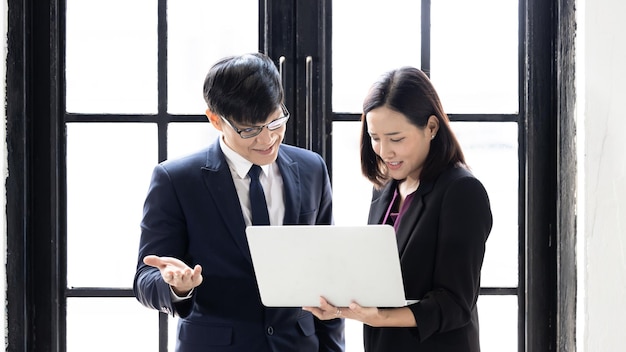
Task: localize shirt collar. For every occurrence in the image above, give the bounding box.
[219,136,270,179]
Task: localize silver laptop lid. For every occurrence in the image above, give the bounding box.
[246,224,409,307]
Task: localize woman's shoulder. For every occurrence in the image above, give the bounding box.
[434,166,490,205]
[434,165,487,194]
[438,164,477,182]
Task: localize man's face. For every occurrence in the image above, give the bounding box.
[209,105,287,166]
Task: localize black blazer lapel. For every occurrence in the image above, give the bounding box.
[369,179,434,256]
[201,143,252,264]
[395,180,434,256]
[276,150,300,224]
[368,181,397,225]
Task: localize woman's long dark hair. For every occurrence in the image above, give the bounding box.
[360,67,466,188]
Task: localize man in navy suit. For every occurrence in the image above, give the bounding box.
[133,53,345,351]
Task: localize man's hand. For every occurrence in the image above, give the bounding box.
[143,255,203,296]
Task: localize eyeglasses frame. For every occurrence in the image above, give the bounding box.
[220,104,290,139]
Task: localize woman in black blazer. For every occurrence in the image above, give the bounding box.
[306,67,492,352]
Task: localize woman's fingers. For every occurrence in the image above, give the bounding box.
[303,297,346,320]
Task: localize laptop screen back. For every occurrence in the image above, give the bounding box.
[245,224,408,307]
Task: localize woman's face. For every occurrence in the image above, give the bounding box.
[366,105,436,182]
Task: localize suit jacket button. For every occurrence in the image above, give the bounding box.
[267,326,274,335]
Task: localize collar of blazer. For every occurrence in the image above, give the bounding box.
[368,175,437,255]
[200,142,302,264]
[369,166,474,255]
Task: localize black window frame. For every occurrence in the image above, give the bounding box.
[5,0,576,351]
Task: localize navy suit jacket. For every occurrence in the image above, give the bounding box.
[364,166,492,352]
[134,139,344,352]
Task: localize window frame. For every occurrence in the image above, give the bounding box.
[4,0,576,351]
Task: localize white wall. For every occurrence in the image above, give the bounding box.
[577,0,626,350]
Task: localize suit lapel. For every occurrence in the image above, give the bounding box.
[201,142,252,264]
[370,179,434,256]
[368,181,396,225]
[276,150,300,224]
[395,180,433,255]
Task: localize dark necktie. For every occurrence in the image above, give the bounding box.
[248,164,270,225]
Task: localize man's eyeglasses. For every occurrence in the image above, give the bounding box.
[220,104,290,139]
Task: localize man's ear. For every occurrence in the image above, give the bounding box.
[206,109,224,132]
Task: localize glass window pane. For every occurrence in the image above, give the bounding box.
[67,298,158,352]
[167,1,259,115]
[452,122,518,287]
[431,0,518,114]
[66,123,157,287]
[169,316,178,351]
[66,0,158,114]
[333,1,421,113]
[345,320,364,352]
[332,121,372,226]
[167,122,221,160]
[477,295,518,351]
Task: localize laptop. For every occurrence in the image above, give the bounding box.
[245,224,417,307]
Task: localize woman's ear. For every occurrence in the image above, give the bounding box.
[427,115,439,139]
[206,109,224,132]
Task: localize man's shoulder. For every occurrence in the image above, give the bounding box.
[162,148,209,166]
[157,146,218,177]
[279,143,322,160]
[280,144,321,159]
[278,144,327,171]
